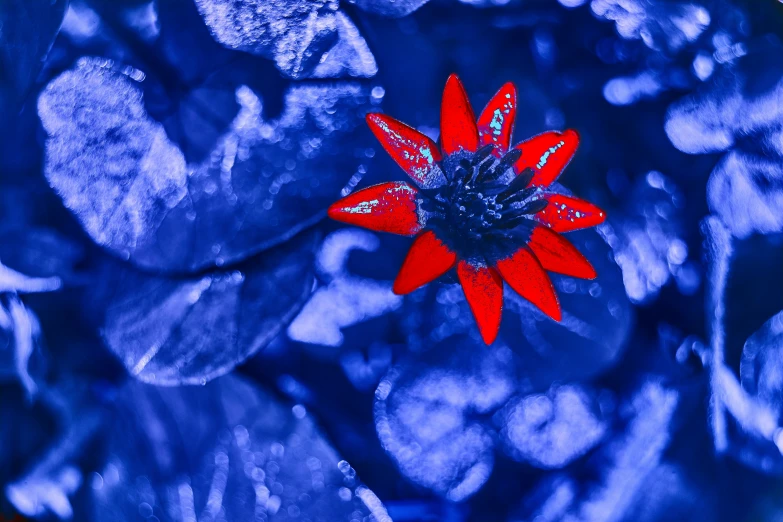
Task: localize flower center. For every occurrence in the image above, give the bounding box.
[420,145,547,264]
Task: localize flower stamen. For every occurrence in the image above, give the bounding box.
[419,146,547,264]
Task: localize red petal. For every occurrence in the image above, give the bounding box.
[441,74,479,155]
[393,231,456,294]
[535,194,606,233]
[327,182,421,235]
[496,248,561,321]
[513,130,580,187]
[366,113,443,187]
[457,262,503,344]
[529,227,596,279]
[477,82,517,156]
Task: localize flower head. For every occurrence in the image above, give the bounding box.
[328,74,606,344]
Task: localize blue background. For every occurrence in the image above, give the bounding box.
[2,0,783,520]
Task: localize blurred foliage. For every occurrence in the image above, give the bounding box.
[1,0,783,521]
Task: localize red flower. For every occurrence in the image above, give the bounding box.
[328,74,606,344]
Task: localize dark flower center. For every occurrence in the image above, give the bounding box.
[419,145,547,264]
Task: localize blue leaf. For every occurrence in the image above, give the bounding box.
[287,229,402,348]
[665,45,783,237]
[499,233,629,384]
[93,230,318,386]
[374,337,516,500]
[495,384,607,469]
[591,0,710,53]
[515,381,687,522]
[194,0,377,79]
[351,0,432,18]
[741,310,783,410]
[702,309,783,475]
[664,84,741,155]
[93,374,391,522]
[38,57,376,272]
[404,229,633,386]
[707,149,783,239]
[710,360,783,474]
[601,171,698,304]
[6,465,82,520]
